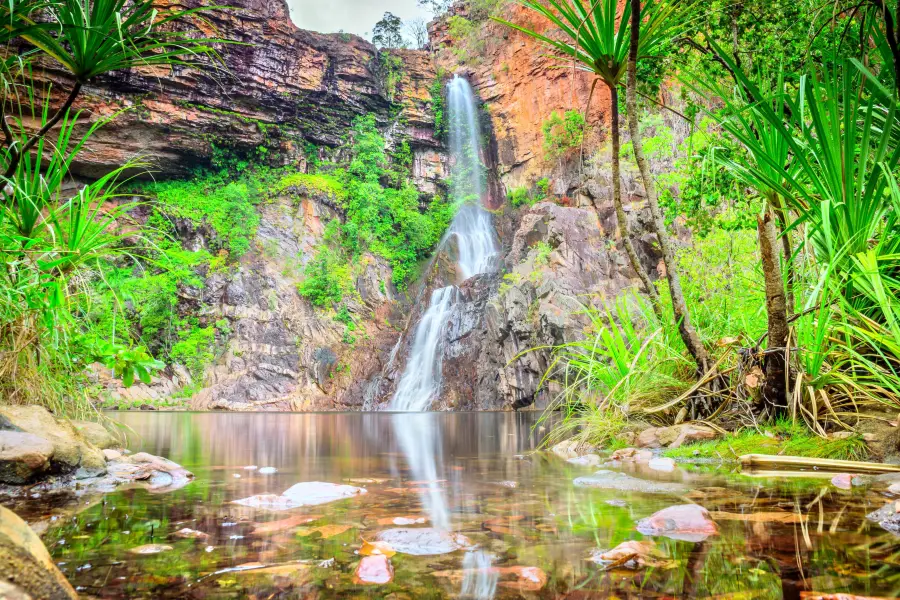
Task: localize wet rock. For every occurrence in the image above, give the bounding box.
[0,406,106,480]
[100,452,193,492]
[0,505,77,600]
[636,424,720,449]
[831,473,855,490]
[636,504,719,542]
[588,540,666,568]
[0,432,53,484]
[102,449,122,461]
[174,528,209,540]
[610,447,654,463]
[551,439,597,460]
[648,457,677,472]
[375,528,472,556]
[573,470,688,494]
[0,581,32,600]
[567,454,602,467]
[353,555,394,584]
[866,501,900,534]
[71,420,119,450]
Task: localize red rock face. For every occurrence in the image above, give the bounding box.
[430,3,611,191]
[26,0,443,180]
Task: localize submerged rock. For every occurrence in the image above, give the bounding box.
[866,501,900,534]
[353,555,394,584]
[0,505,78,600]
[610,447,654,463]
[567,454,602,467]
[93,452,194,493]
[375,528,472,556]
[234,482,367,511]
[636,504,719,542]
[588,540,667,569]
[573,470,688,495]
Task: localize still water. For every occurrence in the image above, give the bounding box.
[17,412,900,598]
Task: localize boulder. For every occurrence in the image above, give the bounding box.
[100,452,194,492]
[610,447,654,463]
[550,439,597,460]
[71,420,119,450]
[0,505,77,600]
[0,406,106,478]
[0,431,53,484]
[636,504,719,542]
[636,424,720,449]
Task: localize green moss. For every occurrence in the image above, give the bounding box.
[663,421,869,462]
[275,173,347,200]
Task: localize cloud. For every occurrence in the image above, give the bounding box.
[286,0,431,39]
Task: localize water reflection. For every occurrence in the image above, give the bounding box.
[391,412,451,528]
[12,411,900,599]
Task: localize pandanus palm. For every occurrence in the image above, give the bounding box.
[495,0,712,372]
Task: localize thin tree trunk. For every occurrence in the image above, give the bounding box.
[627,0,709,372]
[771,197,795,316]
[758,203,789,417]
[607,82,661,318]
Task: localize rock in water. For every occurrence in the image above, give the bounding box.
[71,420,119,450]
[636,504,719,542]
[0,431,54,484]
[353,555,394,584]
[866,501,900,534]
[573,470,687,494]
[0,505,78,600]
[375,528,472,556]
[588,540,664,568]
[233,482,367,511]
[636,424,719,449]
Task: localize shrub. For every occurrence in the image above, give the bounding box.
[542,110,585,159]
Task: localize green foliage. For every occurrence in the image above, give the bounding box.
[429,76,448,139]
[298,114,452,306]
[664,421,869,462]
[533,241,552,266]
[275,173,346,200]
[542,110,585,159]
[138,170,263,257]
[170,325,216,378]
[536,177,550,197]
[508,187,530,208]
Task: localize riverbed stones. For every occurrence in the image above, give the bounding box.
[866,501,900,534]
[0,505,78,600]
[0,431,53,484]
[87,452,194,493]
[636,504,719,542]
[573,470,688,494]
[636,424,720,449]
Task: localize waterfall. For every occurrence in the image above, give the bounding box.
[389,75,498,412]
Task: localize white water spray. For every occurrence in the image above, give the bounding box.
[389,75,498,412]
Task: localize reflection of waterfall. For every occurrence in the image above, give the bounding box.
[461,550,498,599]
[389,75,498,412]
[391,413,449,528]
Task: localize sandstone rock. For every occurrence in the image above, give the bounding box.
[353,555,394,585]
[0,405,106,479]
[0,505,77,600]
[102,449,123,461]
[636,504,719,542]
[573,470,688,495]
[72,420,119,450]
[0,431,53,484]
[636,424,720,449]
[0,580,33,600]
[588,540,665,568]
[95,452,194,493]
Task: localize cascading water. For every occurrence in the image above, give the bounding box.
[389,75,498,412]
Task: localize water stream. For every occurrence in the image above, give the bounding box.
[389,75,498,413]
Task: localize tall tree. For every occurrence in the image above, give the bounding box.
[495,0,675,320]
[372,12,407,49]
[626,0,710,372]
[406,17,430,49]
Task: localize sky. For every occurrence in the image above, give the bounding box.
[286,0,432,39]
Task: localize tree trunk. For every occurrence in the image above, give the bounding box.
[607,82,662,318]
[627,0,709,372]
[758,203,790,417]
[771,197,795,316]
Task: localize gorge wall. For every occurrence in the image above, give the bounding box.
[64,0,662,411]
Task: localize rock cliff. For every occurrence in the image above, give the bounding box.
[77,0,663,412]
